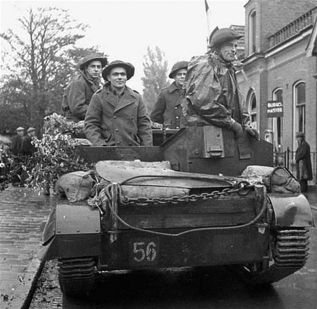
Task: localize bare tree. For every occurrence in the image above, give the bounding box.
[0,7,89,130]
[141,46,169,113]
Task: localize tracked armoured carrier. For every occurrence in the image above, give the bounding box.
[42,125,314,297]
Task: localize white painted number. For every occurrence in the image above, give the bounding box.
[146,242,157,262]
[133,242,145,262]
[133,241,157,263]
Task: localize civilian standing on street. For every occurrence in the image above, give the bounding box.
[22,127,37,156]
[184,27,258,139]
[62,54,108,122]
[84,60,152,146]
[151,61,188,129]
[295,132,312,192]
[11,127,25,156]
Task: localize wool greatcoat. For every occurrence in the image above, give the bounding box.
[295,140,312,181]
[150,82,186,129]
[84,85,153,146]
[62,72,101,122]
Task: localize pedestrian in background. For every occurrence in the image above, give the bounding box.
[295,132,312,192]
[11,127,25,156]
[151,61,188,129]
[22,127,37,156]
[62,53,108,122]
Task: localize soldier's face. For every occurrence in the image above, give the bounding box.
[17,130,24,136]
[107,67,127,89]
[174,69,187,87]
[219,39,238,62]
[86,60,102,79]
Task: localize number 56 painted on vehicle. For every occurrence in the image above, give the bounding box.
[129,238,159,266]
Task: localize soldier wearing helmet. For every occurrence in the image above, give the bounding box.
[184,27,258,139]
[151,61,188,129]
[62,53,108,122]
[84,60,152,146]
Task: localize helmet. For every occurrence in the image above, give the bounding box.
[169,61,188,78]
[209,27,242,48]
[78,54,108,70]
[102,60,135,80]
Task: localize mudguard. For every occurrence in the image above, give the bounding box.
[42,203,101,260]
[55,203,100,234]
[42,207,56,245]
[268,194,314,227]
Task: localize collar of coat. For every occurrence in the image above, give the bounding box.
[207,52,236,74]
[80,70,102,89]
[168,81,182,94]
[101,83,139,112]
[103,83,138,98]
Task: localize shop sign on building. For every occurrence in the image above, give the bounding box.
[267,100,283,117]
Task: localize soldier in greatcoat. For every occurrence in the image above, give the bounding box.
[295,132,312,192]
[84,60,152,146]
[151,61,188,129]
[62,54,108,122]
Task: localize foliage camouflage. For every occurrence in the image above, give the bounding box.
[0,113,91,191]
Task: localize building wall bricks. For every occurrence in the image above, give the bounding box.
[244,0,317,53]
[240,0,317,183]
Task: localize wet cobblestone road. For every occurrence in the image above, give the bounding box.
[0,186,55,308]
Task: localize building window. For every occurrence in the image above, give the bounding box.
[294,81,306,133]
[248,90,257,129]
[249,10,256,54]
[272,89,283,150]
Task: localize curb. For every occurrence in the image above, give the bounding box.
[6,247,48,309]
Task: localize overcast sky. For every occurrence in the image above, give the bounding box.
[0,0,245,90]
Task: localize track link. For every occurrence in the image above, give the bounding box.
[238,227,310,285]
[58,257,96,297]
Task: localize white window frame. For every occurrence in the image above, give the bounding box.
[293,81,306,151]
[248,10,257,55]
[272,88,283,151]
[247,89,258,130]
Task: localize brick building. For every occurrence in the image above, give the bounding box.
[237,0,317,167]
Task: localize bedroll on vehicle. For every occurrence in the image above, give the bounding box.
[41,125,314,297]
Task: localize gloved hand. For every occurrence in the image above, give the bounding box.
[245,126,259,140]
[151,122,163,129]
[229,119,243,138]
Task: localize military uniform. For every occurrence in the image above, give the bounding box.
[62,54,107,122]
[185,53,250,128]
[150,82,186,129]
[62,72,102,122]
[84,85,153,146]
[184,28,257,139]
